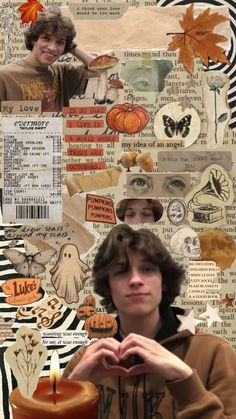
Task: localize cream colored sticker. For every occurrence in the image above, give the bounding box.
[42,323,89,346]
[158,151,232,172]
[202,71,231,148]
[63,166,122,196]
[3,248,56,277]
[62,191,87,223]
[199,303,223,327]
[63,6,230,52]
[50,244,90,306]
[170,227,200,259]
[69,2,129,20]
[0,316,14,345]
[5,215,98,255]
[5,326,47,398]
[1,101,42,115]
[167,199,187,225]
[176,310,203,335]
[185,164,234,228]
[2,117,62,224]
[187,261,221,300]
[26,215,96,254]
[154,102,201,148]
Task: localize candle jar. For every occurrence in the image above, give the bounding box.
[9,377,99,419]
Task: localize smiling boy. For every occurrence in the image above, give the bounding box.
[63,224,236,418]
[0,7,96,112]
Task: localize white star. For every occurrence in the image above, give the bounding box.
[176,309,203,335]
[199,304,222,327]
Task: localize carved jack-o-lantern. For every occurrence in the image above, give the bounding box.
[76,305,97,320]
[84,294,96,308]
[85,313,118,338]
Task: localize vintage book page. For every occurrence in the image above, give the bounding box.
[0,0,236,417]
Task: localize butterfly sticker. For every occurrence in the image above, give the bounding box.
[163,115,192,138]
[3,248,57,278]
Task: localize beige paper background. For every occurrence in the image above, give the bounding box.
[64,5,231,52]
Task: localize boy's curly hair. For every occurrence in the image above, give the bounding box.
[24,7,76,53]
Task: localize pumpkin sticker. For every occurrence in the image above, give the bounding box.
[77,305,97,321]
[84,313,118,338]
[106,94,149,134]
[84,294,96,307]
[77,294,97,320]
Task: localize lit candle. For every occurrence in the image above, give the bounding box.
[9,350,99,419]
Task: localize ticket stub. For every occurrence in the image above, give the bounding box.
[2,117,62,224]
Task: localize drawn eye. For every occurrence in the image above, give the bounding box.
[132,78,152,91]
[64,253,67,257]
[128,175,153,194]
[163,177,187,196]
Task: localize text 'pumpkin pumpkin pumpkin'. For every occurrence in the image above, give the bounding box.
[85,313,118,338]
[106,94,149,134]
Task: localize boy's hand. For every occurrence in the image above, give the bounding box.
[68,338,123,382]
[117,333,193,381]
[68,334,192,383]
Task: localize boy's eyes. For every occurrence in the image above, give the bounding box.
[141,264,158,272]
[57,39,66,45]
[40,35,66,45]
[112,264,158,276]
[125,211,153,217]
[112,266,128,275]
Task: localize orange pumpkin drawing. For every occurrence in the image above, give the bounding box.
[106,94,149,134]
[76,305,97,320]
[85,313,118,338]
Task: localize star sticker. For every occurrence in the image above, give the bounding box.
[177,309,203,334]
[219,294,234,308]
[198,304,222,328]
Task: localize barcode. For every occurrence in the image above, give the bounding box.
[16,205,49,219]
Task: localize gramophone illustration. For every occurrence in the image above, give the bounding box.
[186,164,234,226]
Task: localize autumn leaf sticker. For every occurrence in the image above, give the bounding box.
[18,0,44,24]
[167,4,230,74]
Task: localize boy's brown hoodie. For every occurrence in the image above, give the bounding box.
[63,307,236,418]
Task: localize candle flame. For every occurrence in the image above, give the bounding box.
[50,350,60,390]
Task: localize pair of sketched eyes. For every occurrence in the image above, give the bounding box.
[128,175,187,194]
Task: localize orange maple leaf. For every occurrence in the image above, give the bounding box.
[18,0,44,24]
[167,4,230,74]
